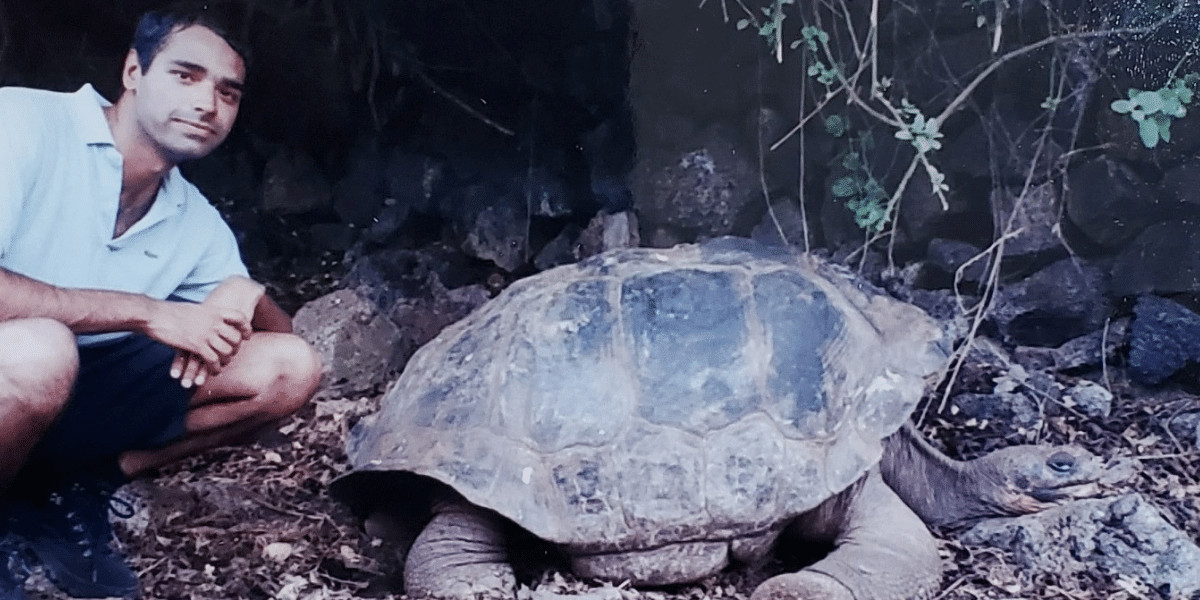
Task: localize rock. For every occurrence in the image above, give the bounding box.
[1012,346,1057,373]
[1128,295,1200,385]
[534,224,585,272]
[953,392,1042,432]
[455,186,529,272]
[524,168,576,218]
[942,98,1064,184]
[1112,220,1200,296]
[960,494,1200,598]
[293,289,406,398]
[1156,156,1200,211]
[632,124,759,241]
[260,148,333,215]
[893,30,991,112]
[894,163,964,248]
[385,150,451,216]
[925,238,988,287]
[1051,318,1129,372]
[990,183,1062,258]
[342,245,492,366]
[578,210,640,257]
[1063,157,1164,250]
[1165,411,1200,446]
[990,258,1111,347]
[533,211,640,272]
[751,198,808,249]
[1064,379,1112,418]
[386,284,491,365]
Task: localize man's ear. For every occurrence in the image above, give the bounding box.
[121,49,142,91]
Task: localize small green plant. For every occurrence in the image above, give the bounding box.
[736,0,795,60]
[1110,73,1200,148]
[893,99,944,155]
[830,133,890,232]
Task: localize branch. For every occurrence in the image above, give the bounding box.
[412,68,515,137]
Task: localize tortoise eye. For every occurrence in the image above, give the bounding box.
[1047,451,1076,474]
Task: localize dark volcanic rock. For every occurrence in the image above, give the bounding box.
[990,258,1111,347]
[1112,220,1200,297]
[1128,295,1200,385]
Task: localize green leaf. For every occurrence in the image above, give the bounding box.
[831,177,858,197]
[737,19,750,30]
[824,115,847,137]
[1162,95,1184,117]
[1134,90,1164,114]
[1157,114,1173,143]
[841,152,862,170]
[1111,99,1134,114]
[1138,118,1160,148]
[894,129,914,140]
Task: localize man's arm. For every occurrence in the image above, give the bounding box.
[0,267,252,367]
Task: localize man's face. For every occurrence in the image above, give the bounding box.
[124,25,245,162]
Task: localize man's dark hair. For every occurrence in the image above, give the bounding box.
[132,2,252,73]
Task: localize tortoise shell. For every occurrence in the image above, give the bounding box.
[337,237,946,553]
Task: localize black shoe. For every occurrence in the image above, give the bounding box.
[10,479,139,599]
[0,533,30,600]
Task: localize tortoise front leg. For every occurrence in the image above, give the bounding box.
[751,470,942,600]
[405,496,516,600]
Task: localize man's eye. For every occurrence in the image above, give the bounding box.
[220,89,241,103]
[174,71,192,81]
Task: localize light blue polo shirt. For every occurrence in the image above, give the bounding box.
[0,84,249,344]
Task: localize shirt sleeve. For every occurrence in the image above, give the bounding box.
[171,203,251,303]
[0,89,39,260]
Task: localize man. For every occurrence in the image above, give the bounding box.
[0,4,322,599]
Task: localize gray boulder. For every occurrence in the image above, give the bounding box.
[961,494,1200,598]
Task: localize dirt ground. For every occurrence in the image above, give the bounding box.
[21,264,1200,600]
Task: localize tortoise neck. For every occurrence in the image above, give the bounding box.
[880,424,991,526]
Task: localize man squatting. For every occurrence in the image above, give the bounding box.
[0,4,322,598]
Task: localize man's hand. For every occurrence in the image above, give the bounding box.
[146,300,253,369]
[166,276,267,388]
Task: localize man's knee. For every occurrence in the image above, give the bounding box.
[0,318,77,419]
[261,333,322,417]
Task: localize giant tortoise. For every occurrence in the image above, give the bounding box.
[332,237,1111,600]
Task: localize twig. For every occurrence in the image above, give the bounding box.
[1101,317,1112,392]
[412,68,515,137]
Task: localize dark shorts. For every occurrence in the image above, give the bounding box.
[26,334,192,472]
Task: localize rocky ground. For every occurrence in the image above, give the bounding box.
[21,251,1200,600]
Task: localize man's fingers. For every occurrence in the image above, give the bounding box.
[215,322,246,351]
[218,307,253,338]
[209,334,235,359]
[180,354,205,388]
[170,352,187,380]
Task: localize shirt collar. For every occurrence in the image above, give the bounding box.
[71,84,118,147]
[71,84,188,212]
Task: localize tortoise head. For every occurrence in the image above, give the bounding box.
[968,445,1136,516]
